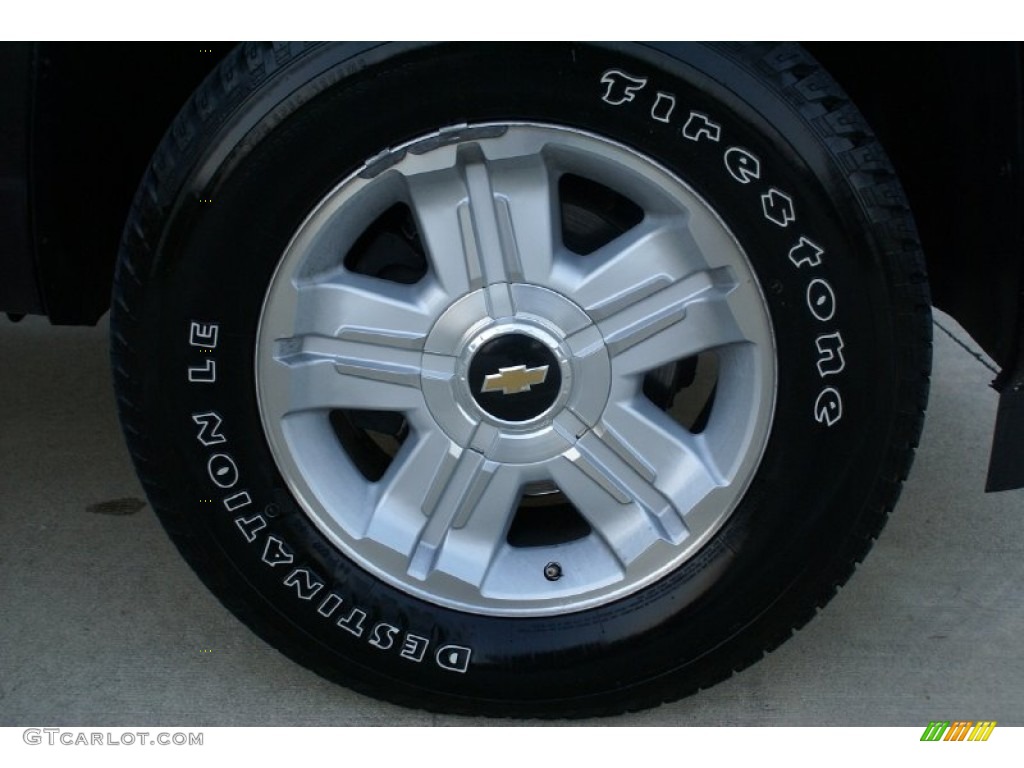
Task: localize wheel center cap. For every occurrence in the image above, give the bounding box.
[468,332,562,423]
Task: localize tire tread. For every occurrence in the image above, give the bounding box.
[111,42,933,719]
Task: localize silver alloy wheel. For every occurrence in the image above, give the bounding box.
[256,122,776,616]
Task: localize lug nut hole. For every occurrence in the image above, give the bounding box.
[544,562,563,581]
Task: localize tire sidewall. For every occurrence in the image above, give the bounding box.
[136,42,901,709]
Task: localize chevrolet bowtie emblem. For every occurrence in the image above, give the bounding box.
[481,364,550,395]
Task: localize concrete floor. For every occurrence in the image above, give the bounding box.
[0,310,1021,726]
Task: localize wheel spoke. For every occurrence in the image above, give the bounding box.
[599,399,724,513]
[405,167,480,297]
[265,275,443,414]
[404,146,557,308]
[315,424,521,589]
[270,333,432,413]
[364,427,458,552]
[551,218,749,373]
[405,442,514,584]
[596,266,746,375]
[292,274,438,344]
[484,153,559,285]
[429,465,524,588]
[557,218,703,313]
[549,431,689,568]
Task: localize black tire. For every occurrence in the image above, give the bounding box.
[111,42,931,717]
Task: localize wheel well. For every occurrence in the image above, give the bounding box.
[806,42,1024,372]
[29,42,232,324]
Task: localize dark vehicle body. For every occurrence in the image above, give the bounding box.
[2,42,1022,489]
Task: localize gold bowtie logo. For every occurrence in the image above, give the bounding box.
[481,365,550,395]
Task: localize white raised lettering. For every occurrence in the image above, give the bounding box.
[600,70,647,106]
[283,568,324,601]
[336,606,367,637]
[191,411,226,446]
[223,491,252,512]
[681,111,721,143]
[814,387,843,427]
[187,358,217,384]
[788,236,824,269]
[189,321,219,348]
[400,634,430,663]
[369,622,400,650]
[261,536,294,568]
[650,92,676,122]
[207,453,239,489]
[761,188,795,228]
[318,593,343,618]
[723,147,761,184]
[435,644,472,673]
[815,332,846,377]
[234,513,267,543]
[807,278,837,322]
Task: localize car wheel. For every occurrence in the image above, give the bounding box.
[111,42,931,716]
